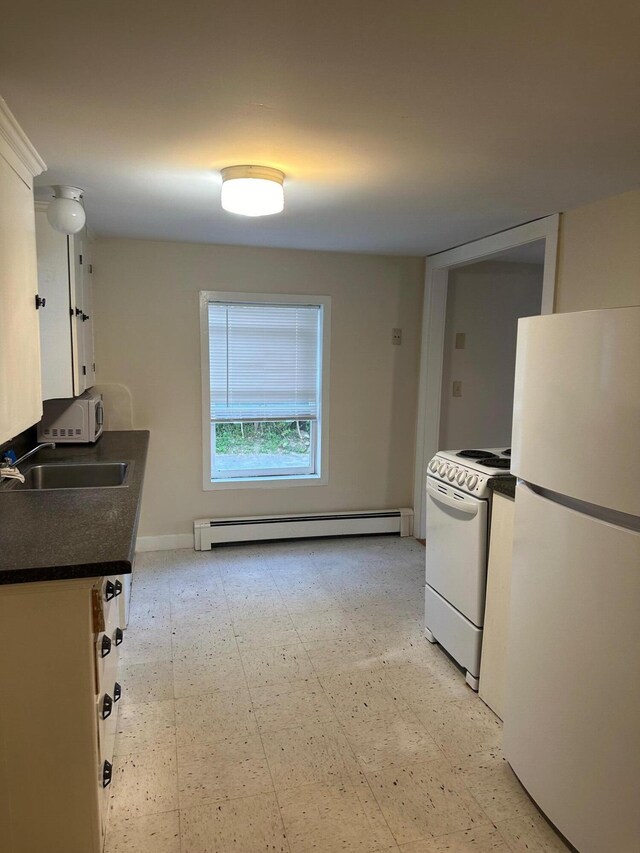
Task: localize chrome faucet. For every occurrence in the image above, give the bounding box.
[1,442,56,483]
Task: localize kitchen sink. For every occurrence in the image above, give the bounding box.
[4,462,130,490]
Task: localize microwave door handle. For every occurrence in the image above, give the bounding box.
[96,402,104,427]
[426,483,479,516]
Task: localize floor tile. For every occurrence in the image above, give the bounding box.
[115,699,176,756]
[173,652,246,699]
[383,664,472,708]
[413,700,502,759]
[262,721,362,791]
[119,625,173,665]
[175,688,257,747]
[319,670,411,726]
[108,747,178,819]
[305,637,382,676]
[177,733,272,806]
[120,660,174,705]
[240,642,315,687]
[104,810,181,853]
[250,678,337,732]
[496,814,573,852]
[452,749,539,824]
[398,825,511,851]
[366,757,490,844]
[279,780,397,853]
[180,792,288,852]
[289,607,359,642]
[232,613,300,649]
[341,714,442,772]
[171,616,237,657]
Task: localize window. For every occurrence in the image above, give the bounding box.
[200,292,330,488]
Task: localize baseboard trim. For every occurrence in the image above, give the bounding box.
[136,534,193,552]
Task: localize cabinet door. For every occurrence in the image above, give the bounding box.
[82,240,96,388]
[35,210,75,399]
[0,155,42,443]
[69,230,87,394]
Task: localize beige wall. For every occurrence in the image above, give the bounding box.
[555,189,640,312]
[439,261,543,450]
[93,239,424,538]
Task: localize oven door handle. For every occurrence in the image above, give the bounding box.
[426,483,479,516]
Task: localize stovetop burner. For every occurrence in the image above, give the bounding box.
[457,450,492,459]
[478,457,511,469]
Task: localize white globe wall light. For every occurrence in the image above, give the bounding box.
[220,165,284,217]
[46,185,86,234]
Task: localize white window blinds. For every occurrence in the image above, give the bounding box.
[208,301,321,422]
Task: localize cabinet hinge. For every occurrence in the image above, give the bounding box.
[82,365,87,376]
[79,254,83,265]
[89,263,93,273]
[92,362,96,373]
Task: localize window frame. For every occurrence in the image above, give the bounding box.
[200,291,331,490]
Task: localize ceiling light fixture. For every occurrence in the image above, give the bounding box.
[46,185,86,234]
[220,165,284,217]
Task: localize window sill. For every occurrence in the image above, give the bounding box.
[203,472,328,491]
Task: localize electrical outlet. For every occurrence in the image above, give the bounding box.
[455,332,466,349]
[392,328,402,345]
[452,381,462,397]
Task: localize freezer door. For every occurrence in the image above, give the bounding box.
[503,483,640,853]
[425,480,487,625]
[511,306,640,516]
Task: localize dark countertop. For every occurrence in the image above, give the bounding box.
[489,475,516,500]
[0,431,149,585]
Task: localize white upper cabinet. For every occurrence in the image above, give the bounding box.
[35,210,95,399]
[0,98,46,444]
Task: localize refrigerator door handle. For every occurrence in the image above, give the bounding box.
[427,483,479,516]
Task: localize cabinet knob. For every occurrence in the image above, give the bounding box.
[114,627,124,646]
[104,580,116,601]
[114,579,123,597]
[101,634,112,658]
[101,693,113,720]
[35,294,46,309]
[113,682,122,702]
[102,760,113,788]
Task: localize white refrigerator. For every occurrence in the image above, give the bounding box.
[504,306,640,853]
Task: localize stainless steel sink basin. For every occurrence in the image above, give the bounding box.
[6,462,130,490]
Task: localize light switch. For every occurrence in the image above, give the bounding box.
[455,332,466,349]
[392,328,402,345]
[452,381,462,397]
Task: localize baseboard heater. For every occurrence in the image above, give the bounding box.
[194,507,414,550]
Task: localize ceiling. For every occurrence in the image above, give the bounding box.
[2,1,639,256]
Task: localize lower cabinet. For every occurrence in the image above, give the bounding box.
[0,573,126,853]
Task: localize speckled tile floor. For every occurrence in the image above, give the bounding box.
[106,536,571,853]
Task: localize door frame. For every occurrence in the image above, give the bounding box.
[413,214,559,539]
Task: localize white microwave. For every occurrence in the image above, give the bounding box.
[37,391,104,443]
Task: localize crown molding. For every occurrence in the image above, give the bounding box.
[0,97,46,179]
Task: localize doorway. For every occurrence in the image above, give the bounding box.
[413,215,559,538]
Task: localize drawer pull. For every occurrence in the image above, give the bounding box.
[113,682,122,702]
[114,627,124,646]
[101,693,113,720]
[101,634,112,658]
[114,579,123,597]
[104,580,116,602]
[102,760,113,788]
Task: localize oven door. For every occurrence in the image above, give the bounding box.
[425,478,488,626]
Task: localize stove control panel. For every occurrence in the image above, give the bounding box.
[427,455,504,497]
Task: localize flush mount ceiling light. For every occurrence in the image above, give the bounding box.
[46,185,86,234]
[220,165,285,217]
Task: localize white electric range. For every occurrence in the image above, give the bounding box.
[425,448,513,690]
